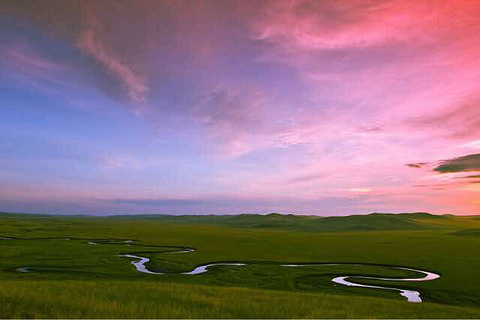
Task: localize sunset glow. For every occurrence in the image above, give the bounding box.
[1,0,480,215]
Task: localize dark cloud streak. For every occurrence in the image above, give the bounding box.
[406,162,428,169]
[434,153,480,173]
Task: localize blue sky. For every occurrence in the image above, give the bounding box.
[2,0,480,215]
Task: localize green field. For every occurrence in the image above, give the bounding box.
[1,212,480,318]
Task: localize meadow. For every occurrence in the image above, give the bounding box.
[1,212,480,318]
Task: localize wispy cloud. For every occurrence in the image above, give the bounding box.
[194,85,269,158]
[3,0,480,215]
[411,94,480,138]
[0,42,73,92]
[77,13,148,108]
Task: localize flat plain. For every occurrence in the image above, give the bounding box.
[1,212,480,318]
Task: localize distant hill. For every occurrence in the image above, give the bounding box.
[2,211,478,232]
[105,214,231,224]
[105,211,451,232]
[217,212,445,232]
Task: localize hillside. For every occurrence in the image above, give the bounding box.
[107,212,474,232]
[3,211,478,232]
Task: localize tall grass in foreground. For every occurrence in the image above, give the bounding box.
[2,280,480,319]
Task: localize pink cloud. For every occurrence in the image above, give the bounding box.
[3,0,480,214]
[65,1,480,213]
[1,43,66,78]
[412,93,480,139]
[77,13,148,108]
[0,42,83,98]
[252,0,480,124]
[255,0,480,50]
[4,45,62,71]
[193,85,270,158]
[233,0,480,199]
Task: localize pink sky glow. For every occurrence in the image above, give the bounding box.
[1,0,480,215]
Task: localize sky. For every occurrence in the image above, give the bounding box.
[1,0,480,216]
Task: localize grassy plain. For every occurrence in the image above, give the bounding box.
[1,212,480,318]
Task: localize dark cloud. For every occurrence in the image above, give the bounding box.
[463,174,480,179]
[434,153,480,173]
[406,162,428,168]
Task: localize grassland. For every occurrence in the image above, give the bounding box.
[1,212,480,318]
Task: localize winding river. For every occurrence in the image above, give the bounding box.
[2,237,440,302]
[282,264,439,302]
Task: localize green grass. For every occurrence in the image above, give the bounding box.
[449,228,480,236]
[2,280,480,319]
[1,212,480,318]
